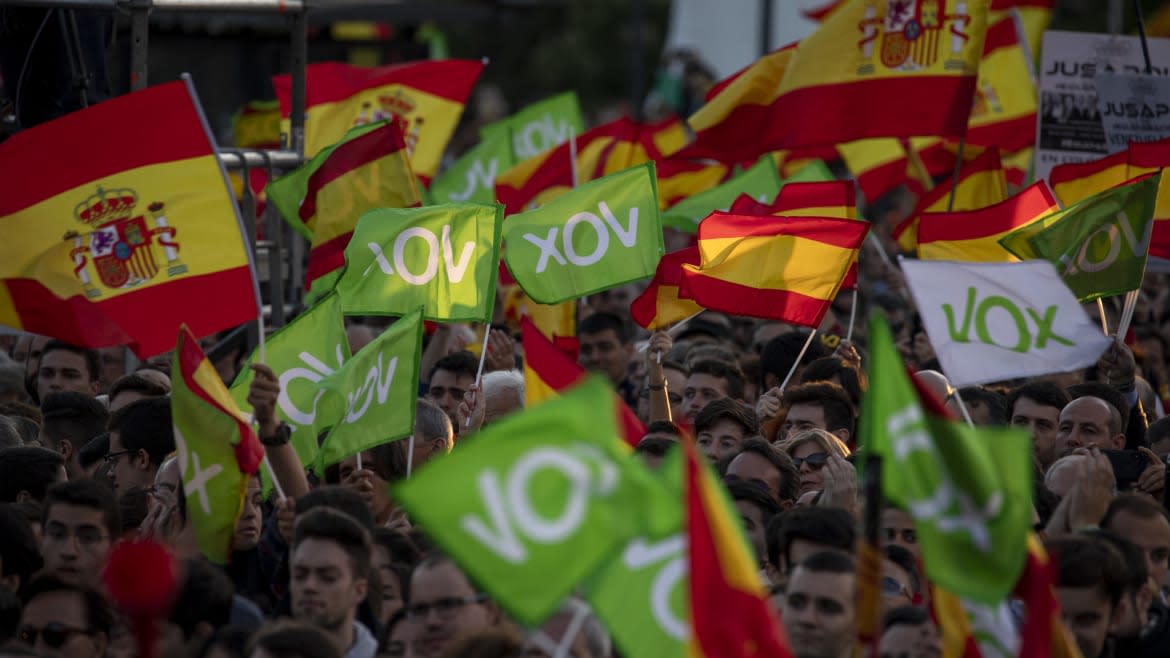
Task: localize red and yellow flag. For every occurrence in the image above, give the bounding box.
[629,247,703,330]
[0,81,258,358]
[172,324,264,564]
[520,317,644,447]
[966,16,1038,154]
[685,438,793,658]
[918,181,1059,261]
[838,139,917,202]
[680,213,868,327]
[1048,150,1131,207]
[1126,138,1170,260]
[682,44,797,164]
[496,117,678,213]
[894,147,1009,252]
[990,0,1054,57]
[766,0,989,149]
[272,60,484,181]
[656,159,730,209]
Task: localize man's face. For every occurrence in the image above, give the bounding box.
[1056,585,1114,658]
[291,538,367,633]
[783,403,827,441]
[878,621,942,658]
[727,452,784,505]
[106,432,154,494]
[881,508,920,562]
[1107,509,1170,591]
[233,476,263,552]
[683,373,730,420]
[19,590,106,658]
[578,329,631,387]
[428,369,474,426]
[697,418,747,463]
[98,346,126,391]
[41,504,111,588]
[781,567,855,658]
[372,546,404,624]
[1056,397,1122,457]
[734,500,768,566]
[38,350,97,401]
[1011,397,1061,469]
[409,561,496,658]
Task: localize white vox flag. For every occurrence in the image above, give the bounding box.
[902,259,1112,387]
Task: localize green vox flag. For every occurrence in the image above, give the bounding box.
[393,376,674,626]
[502,162,662,304]
[861,314,1033,604]
[335,204,503,323]
[429,128,514,205]
[481,91,586,161]
[1027,175,1159,302]
[314,308,423,470]
[582,447,688,658]
[661,154,783,232]
[997,205,1071,261]
[229,293,350,467]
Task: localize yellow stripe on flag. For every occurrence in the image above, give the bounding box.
[695,235,852,301]
[310,154,420,247]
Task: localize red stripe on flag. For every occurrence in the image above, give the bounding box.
[306,231,352,285]
[1049,150,1128,187]
[629,247,700,329]
[698,212,868,248]
[273,60,485,112]
[298,123,408,223]
[680,269,834,328]
[966,114,1037,153]
[764,76,977,149]
[982,15,1020,53]
[0,82,212,216]
[918,182,1058,243]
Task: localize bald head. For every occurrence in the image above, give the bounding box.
[914,370,952,405]
[1055,396,1125,457]
[1044,455,1086,498]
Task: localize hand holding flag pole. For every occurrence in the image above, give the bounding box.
[465,327,492,428]
[637,310,704,359]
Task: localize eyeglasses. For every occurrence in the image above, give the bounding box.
[791,452,829,470]
[404,593,488,620]
[881,577,911,599]
[429,386,466,402]
[884,528,917,544]
[103,449,132,465]
[19,623,93,648]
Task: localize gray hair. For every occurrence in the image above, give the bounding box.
[483,370,525,422]
[415,397,453,447]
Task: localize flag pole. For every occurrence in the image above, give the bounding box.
[1097,298,1110,335]
[405,435,415,479]
[257,316,267,363]
[636,310,705,355]
[466,327,492,428]
[262,455,286,501]
[1116,289,1139,340]
[780,330,817,392]
[1134,0,1154,74]
[952,388,976,427]
[855,452,884,657]
[845,289,859,343]
[568,125,579,188]
[945,136,967,212]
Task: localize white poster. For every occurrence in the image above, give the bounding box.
[1036,30,1170,182]
[1095,73,1170,153]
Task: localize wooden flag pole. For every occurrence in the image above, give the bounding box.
[780,330,818,392]
[1097,298,1110,336]
[845,288,859,343]
[952,387,976,427]
[405,435,415,479]
[262,455,286,501]
[1116,289,1140,341]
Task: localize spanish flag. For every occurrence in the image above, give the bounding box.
[629,246,703,330]
[1126,138,1170,260]
[772,181,862,290]
[990,0,1054,59]
[520,317,644,447]
[766,0,988,149]
[684,438,793,658]
[682,44,797,164]
[966,16,1038,155]
[680,213,868,327]
[893,147,1008,252]
[918,181,1060,261]
[272,59,484,181]
[172,324,264,564]
[1048,150,1131,207]
[0,80,259,358]
[266,120,420,287]
[496,117,675,213]
[656,159,730,209]
[837,138,916,202]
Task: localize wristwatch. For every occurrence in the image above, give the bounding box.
[259,422,292,447]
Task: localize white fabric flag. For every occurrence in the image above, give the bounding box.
[902,260,1112,387]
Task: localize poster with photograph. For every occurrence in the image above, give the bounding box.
[1095,73,1170,153]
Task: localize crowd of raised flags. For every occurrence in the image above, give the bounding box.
[9,0,1170,657]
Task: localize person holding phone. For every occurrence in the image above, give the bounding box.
[1055,396,1165,497]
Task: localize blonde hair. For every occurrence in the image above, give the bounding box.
[781,428,850,459]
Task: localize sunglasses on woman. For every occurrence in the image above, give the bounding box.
[792,452,829,470]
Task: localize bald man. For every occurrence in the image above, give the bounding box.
[1055,397,1125,458]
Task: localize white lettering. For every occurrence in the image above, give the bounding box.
[562,212,609,267]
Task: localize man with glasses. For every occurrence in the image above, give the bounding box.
[39,480,118,588]
[105,397,174,494]
[18,576,112,658]
[426,352,478,434]
[290,507,378,658]
[407,552,500,658]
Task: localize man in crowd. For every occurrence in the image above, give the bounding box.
[408,552,500,658]
[724,437,800,508]
[35,341,102,403]
[105,397,175,495]
[766,507,856,587]
[727,480,781,566]
[781,551,856,658]
[683,358,745,421]
[38,392,108,480]
[694,398,757,463]
[1056,396,1128,457]
[1008,381,1070,471]
[577,312,636,405]
[780,382,855,446]
[18,576,113,658]
[39,480,119,588]
[426,352,478,431]
[1048,535,1128,658]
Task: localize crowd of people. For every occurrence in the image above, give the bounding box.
[1,262,1169,658]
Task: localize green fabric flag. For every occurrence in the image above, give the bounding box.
[171,326,262,565]
[861,314,1033,604]
[661,154,783,232]
[481,91,586,161]
[229,293,351,467]
[429,128,514,205]
[334,204,503,323]
[314,308,424,470]
[997,205,1071,261]
[502,163,663,304]
[1027,175,1159,302]
[582,447,688,657]
[393,376,674,626]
